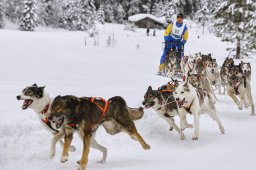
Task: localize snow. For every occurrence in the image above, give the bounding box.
[0,22,256,170]
[128,13,165,25]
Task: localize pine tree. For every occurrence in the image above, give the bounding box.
[39,0,60,27]
[97,5,105,24]
[128,0,140,16]
[19,0,38,31]
[0,1,5,28]
[4,0,23,22]
[214,0,256,58]
[114,3,125,23]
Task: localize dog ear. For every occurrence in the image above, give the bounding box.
[208,53,211,58]
[147,86,152,91]
[39,86,45,90]
[32,83,38,87]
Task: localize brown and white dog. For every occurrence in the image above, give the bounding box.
[47,95,150,170]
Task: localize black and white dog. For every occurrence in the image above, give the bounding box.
[173,81,225,140]
[142,86,193,140]
[16,84,107,163]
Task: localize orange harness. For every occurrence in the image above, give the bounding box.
[90,97,109,130]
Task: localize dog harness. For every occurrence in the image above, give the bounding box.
[90,97,109,130]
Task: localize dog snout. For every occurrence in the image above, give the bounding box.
[48,115,53,121]
[142,101,145,105]
[16,95,21,100]
[211,69,214,72]
[176,98,180,101]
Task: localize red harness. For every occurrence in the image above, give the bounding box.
[90,97,109,130]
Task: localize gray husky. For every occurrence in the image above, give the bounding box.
[220,57,234,94]
[206,59,222,94]
[227,65,255,115]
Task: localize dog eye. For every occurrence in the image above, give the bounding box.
[148,94,153,98]
[181,92,184,94]
[25,90,32,95]
[55,107,62,112]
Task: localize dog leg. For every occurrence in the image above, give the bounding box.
[78,134,91,170]
[227,90,242,110]
[60,128,73,163]
[192,112,200,140]
[208,110,225,134]
[167,118,185,140]
[246,85,255,115]
[91,132,107,164]
[50,131,65,159]
[58,140,76,152]
[129,126,150,150]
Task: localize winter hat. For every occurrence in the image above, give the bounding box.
[177,13,184,18]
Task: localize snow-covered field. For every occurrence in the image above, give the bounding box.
[1,22,256,170]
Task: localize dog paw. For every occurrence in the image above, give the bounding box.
[143,144,151,150]
[180,133,186,140]
[220,128,225,134]
[250,113,256,116]
[169,127,173,131]
[192,137,198,140]
[97,159,106,164]
[69,145,76,152]
[186,124,193,129]
[60,155,68,163]
[49,149,55,159]
[77,165,86,170]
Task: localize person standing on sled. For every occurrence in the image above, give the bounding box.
[158,13,188,75]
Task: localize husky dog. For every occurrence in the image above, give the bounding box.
[239,61,253,108]
[227,65,255,115]
[239,61,251,81]
[220,57,234,94]
[16,84,110,163]
[206,59,222,94]
[182,55,197,81]
[142,86,192,140]
[187,73,217,102]
[48,95,150,170]
[164,48,177,77]
[173,81,225,140]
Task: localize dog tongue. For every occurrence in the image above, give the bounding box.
[231,79,237,86]
[22,100,32,110]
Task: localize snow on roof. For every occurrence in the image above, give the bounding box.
[128,14,165,25]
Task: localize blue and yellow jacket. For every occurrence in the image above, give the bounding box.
[164,21,188,43]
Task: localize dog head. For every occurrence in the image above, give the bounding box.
[188,55,196,65]
[239,61,251,75]
[167,49,177,64]
[223,57,234,68]
[48,95,79,129]
[188,74,202,88]
[142,86,162,109]
[207,59,218,74]
[173,81,194,108]
[228,65,243,87]
[16,84,46,110]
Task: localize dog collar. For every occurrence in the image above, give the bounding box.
[41,103,50,114]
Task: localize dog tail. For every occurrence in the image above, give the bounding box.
[108,96,144,121]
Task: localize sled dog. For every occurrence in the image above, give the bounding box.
[173,81,225,140]
[227,65,255,115]
[48,95,150,170]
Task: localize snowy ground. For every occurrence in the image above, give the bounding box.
[1,22,256,170]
